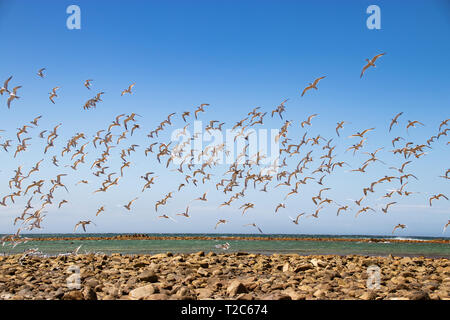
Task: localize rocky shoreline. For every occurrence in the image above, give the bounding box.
[12,234,450,244]
[0,252,449,300]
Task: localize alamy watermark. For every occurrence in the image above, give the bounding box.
[66,265,81,289]
[366,5,381,30]
[366,265,381,290]
[66,5,81,30]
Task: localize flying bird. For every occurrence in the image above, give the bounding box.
[0,76,12,95]
[214,219,227,229]
[301,76,326,97]
[389,112,403,132]
[7,86,21,109]
[74,220,96,232]
[123,197,138,210]
[289,213,305,225]
[84,79,93,90]
[429,194,448,206]
[49,87,60,104]
[121,83,135,96]
[37,68,46,78]
[381,202,397,214]
[392,224,407,234]
[243,223,263,234]
[360,52,386,78]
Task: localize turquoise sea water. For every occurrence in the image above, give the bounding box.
[1,234,449,258]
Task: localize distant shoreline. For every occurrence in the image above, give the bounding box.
[13,235,450,244]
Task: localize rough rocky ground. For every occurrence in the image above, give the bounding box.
[0,252,449,300]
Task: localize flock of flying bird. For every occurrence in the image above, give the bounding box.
[0,52,449,247]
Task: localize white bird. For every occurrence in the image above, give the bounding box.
[215,242,230,250]
[7,86,21,109]
[0,76,12,95]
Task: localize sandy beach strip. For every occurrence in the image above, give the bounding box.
[0,252,449,300]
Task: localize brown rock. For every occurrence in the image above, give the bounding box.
[236,293,254,300]
[145,293,169,300]
[407,290,430,300]
[294,264,312,272]
[62,290,84,300]
[83,286,97,300]
[138,270,158,283]
[359,291,377,300]
[195,288,214,299]
[129,284,156,300]
[227,280,248,297]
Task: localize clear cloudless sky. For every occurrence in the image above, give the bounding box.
[0,0,449,236]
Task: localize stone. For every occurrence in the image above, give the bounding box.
[310,258,326,268]
[407,290,430,300]
[195,288,214,299]
[236,293,254,300]
[62,290,84,300]
[294,264,312,272]
[145,293,169,300]
[359,291,377,300]
[283,288,306,300]
[83,286,97,300]
[129,284,156,300]
[227,280,248,297]
[138,270,158,283]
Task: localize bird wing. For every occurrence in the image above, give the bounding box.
[371,52,386,63]
[313,76,326,86]
[360,64,370,78]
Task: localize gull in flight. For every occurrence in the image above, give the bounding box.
[349,128,375,138]
[243,223,263,233]
[0,76,12,95]
[336,205,349,216]
[381,202,397,214]
[37,68,46,78]
[176,206,190,218]
[443,220,450,234]
[360,52,386,78]
[406,120,424,133]
[335,121,350,137]
[7,86,21,109]
[214,219,227,229]
[74,220,96,232]
[84,79,93,90]
[123,197,138,210]
[301,114,318,128]
[389,112,403,132]
[49,87,60,104]
[289,212,305,225]
[158,214,177,222]
[239,203,255,215]
[121,83,135,96]
[194,192,208,202]
[301,76,326,97]
[429,194,448,206]
[392,224,407,235]
[355,206,375,218]
[96,206,105,216]
[275,203,286,213]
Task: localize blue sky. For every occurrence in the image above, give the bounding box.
[0,0,449,236]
